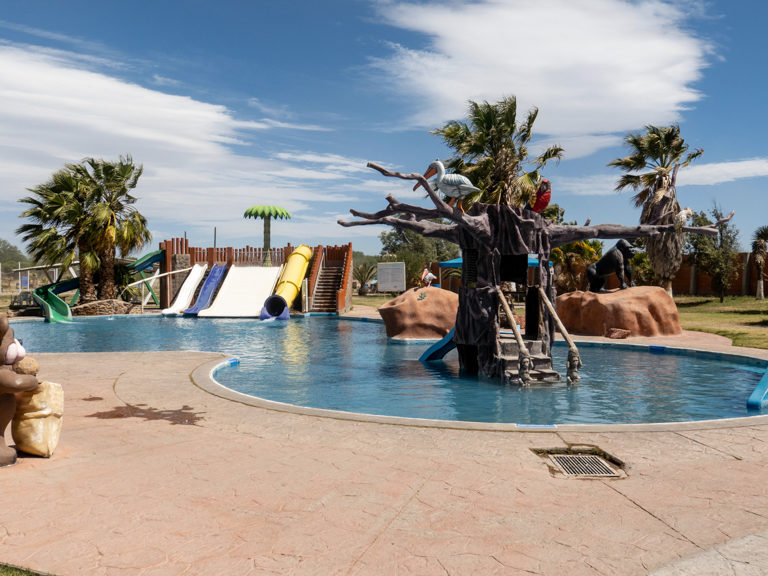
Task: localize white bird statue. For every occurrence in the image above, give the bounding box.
[674,207,693,233]
[413,159,481,213]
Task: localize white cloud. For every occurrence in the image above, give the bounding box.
[372,0,711,157]
[0,43,382,252]
[677,158,768,186]
[557,174,618,196]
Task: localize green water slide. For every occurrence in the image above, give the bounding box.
[126,250,164,306]
[33,250,166,323]
[33,278,80,323]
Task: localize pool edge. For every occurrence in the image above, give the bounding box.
[193,354,768,433]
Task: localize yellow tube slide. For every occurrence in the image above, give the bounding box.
[261,244,313,319]
[274,244,312,308]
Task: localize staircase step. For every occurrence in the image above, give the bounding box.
[504,368,561,383]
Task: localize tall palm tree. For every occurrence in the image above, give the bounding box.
[243,205,291,266]
[17,168,100,303]
[433,96,564,207]
[608,124,703,295]
[752,225,768,300]
[71,156,151,300]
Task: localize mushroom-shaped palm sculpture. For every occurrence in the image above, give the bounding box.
[243,205,291,266]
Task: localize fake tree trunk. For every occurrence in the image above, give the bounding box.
[339,162,732,382]
[263,215,272,266]
[641,185,683,297]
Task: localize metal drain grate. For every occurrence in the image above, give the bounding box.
[550,454,619,477]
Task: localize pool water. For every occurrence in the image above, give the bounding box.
[14,315,767,425]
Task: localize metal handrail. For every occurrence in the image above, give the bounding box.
[495,286,532,385]
[537,286,581,385]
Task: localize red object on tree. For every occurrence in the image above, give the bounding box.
[531,179,551,213]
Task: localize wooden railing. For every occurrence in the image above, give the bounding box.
[336,243,353,314]
[306,245,324,309]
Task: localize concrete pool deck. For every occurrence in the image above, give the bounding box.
[2,310,768,575]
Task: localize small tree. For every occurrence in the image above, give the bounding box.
[379,227,458,287]
[694,206,740,303]
[353,262,377,295]
[751,226,768,300]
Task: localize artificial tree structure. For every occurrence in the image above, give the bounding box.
[340,162,732,384]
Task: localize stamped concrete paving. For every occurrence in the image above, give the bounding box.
[1,328,767,575]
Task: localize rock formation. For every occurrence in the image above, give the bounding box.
[556,286,682,337]
[378,286,458,339]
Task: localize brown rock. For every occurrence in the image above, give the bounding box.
[605,328,632,339]
[378,287,458,339]
[71,300,143,316]
[556,286,682,337]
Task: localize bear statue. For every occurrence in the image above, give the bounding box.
[0,315,40,466]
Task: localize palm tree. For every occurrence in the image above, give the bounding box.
[551,240,601,293]
[433,96,564,207]
[752,226,768,300]
[608,124,703,295]
[18,168,100,303]
[243,205,291,266]
[18,156,150,303]
[71,156,151,300]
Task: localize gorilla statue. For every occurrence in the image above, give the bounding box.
[585,239,635,292]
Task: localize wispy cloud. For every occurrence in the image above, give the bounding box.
[372,0,712,157]
[677,158,768,186]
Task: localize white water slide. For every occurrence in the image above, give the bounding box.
[161,263,208,316]
[198,265,282,317]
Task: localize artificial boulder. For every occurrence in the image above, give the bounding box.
[556,286,682,337]
[13,380,64,458]
[379,286,458,339]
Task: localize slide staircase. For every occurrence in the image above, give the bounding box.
[311,265,343,313]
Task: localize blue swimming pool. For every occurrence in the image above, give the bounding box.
[13,315,768,425]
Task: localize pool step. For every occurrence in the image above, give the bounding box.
[497,334,561,384]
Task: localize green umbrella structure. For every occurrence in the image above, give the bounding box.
[243,205,291,266]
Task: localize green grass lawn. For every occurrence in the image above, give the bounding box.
[674,295,768,349]
[350,293,399,310]
[0,565,48,576]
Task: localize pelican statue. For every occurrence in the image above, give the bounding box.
[413,159,481,213]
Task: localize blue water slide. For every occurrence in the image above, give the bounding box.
[747,369,768,410]
[183,264,227,315]
[419,327,456,362]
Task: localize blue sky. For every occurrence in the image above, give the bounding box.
[1,0,766,256]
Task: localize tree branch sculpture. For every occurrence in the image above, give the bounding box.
[338,163,733,252]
